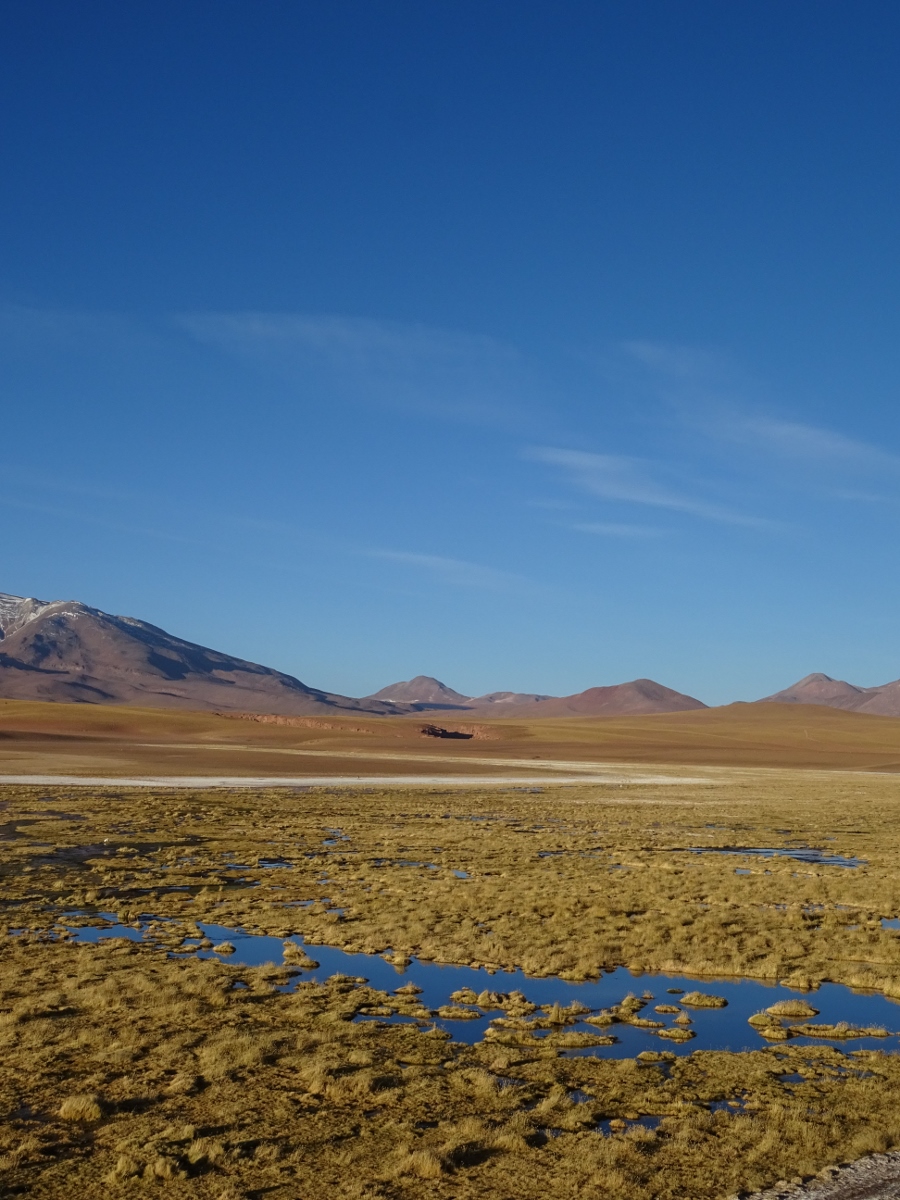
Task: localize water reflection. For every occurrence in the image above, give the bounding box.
[60,914,900,1058]
[596,1116,663,1135]
[690,847,864,868]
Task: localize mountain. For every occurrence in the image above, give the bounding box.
[465,678,707,718]
[366,675,552,709]
[469,690,552,707]
[761,672,900,717]
[0,592,403,715]
[0,591,708,719]
[366,676,473,706]
[369,674,704,716]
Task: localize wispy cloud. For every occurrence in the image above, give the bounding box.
[525,447,770,527]
[620,338,900,502]
[177,311,538,429]
[366,549,526,590]
[831,488,898,504]
[727,416,900,469]
[572,522,663,538]
[623,339,722,381]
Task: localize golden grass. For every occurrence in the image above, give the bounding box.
[57,1094,102,1122]
[767,1000,819,1018]
[5,766,900,990]
[2,933,899,1198]
[3,769,900,1195]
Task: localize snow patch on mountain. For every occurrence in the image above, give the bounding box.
[0,592,61,639]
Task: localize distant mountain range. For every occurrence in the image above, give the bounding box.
[2,591,899,719]
[366,675,552,709]
[367,674,706,717]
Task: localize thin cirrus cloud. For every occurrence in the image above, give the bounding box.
[727,417,900,470]
[525,447,770,528]
[622,338,900,476]
[571,522,662,538]
[622,339,723,381]
[176,311,539,429]
[365,549,527,591]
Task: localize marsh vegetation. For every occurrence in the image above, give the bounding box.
[3,770,900,1196]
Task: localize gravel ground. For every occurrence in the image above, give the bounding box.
[744,1153,900,1200]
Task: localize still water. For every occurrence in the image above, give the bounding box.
[63,913,900,1059]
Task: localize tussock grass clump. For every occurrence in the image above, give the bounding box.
[436,1005,480,1020]
[748,1011,774,1027]
[794,1022,889,1039]
[757,1024,791,1040]
[681,991,727,1008]
[106,1153,140,1179]
[186,1136,226,1165]
[212,940,235,954]
[585,1011,616,1027]
[391,1147,444,1178]
[282,941,319,968]
[197,1029,277,1078]
[58,1093,103,1121]
[541,1001,583,1025]
[450,987,479,1004]
[618,993,645,1012]
[477,989,506,1008]
[547,1030,617,1048]
[766,999,819,1018]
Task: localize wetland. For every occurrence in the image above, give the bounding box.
[3,769,900,1198]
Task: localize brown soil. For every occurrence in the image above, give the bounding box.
[3,699,900,778]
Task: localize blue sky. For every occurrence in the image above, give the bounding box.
[3,1,900,705]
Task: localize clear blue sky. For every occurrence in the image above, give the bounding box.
[3,1,900,705]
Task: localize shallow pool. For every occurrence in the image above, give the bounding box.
[690,847,864,868]
[61,914,900,1058]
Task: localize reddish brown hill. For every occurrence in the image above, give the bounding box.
[0,593,399,715]
[367,675,551,709]
[465,677,706,718]
[761,672,900,717]
[365,675,472,706]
